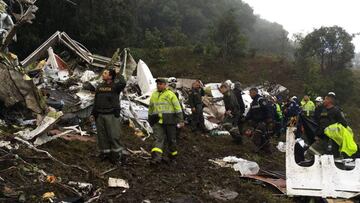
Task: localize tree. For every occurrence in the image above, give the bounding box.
[296,26,355,72]
[143,28,165,63]
[212,10,247,59]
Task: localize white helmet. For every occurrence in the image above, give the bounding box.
[328,92,336,96]
[168,77,177,84]
[315,96,323,102]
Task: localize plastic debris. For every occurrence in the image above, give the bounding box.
[209,130,230,136]
[80,70,97,82]
[0,141,19,150]
[68,181,93,195]
[276,142,286,153]
[46,175,57,183]
[210,156,259,176]
[108,177,130,188]
[42,192,55,200]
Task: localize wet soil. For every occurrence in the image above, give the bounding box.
[1,125,293,203]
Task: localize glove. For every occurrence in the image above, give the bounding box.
[149,114,160,126]
[113,109,120,118]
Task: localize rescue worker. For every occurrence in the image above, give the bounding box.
[148,78,184,164]
[300,95,315,117]
[283,96,301,126]
[219,83,241,143]
[189,80,206,133]
[315,96,323,107]
[168,77,186,138]
[233,82,245,116]
[307,94,348,158]
[91,68,126,165]
[244,88,271,152]
[167,77,179,98]
[273,97,284,137]
[313,96,324,122]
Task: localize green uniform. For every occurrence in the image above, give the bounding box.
[92,76,126,159]
[148,88,183,162]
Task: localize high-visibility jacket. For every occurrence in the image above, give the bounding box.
[301,100,315,117]
[324,123,358,157]
[275,103,283,120]
[148,88,183,125]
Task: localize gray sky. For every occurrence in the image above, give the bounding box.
[242,0,360,52]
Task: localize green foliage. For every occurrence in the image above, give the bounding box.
[296,26,355,72]
[144,28,165,64]
[212,10,247,59]
[11,0,292,60]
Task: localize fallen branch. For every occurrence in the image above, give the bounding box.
[100,167,118,176]
[14,136,88,174]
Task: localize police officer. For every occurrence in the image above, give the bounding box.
[301,95,315,117]
[307,94,347,158]
[245,88,271,152]
[189,80,206,133]
[148,78,184,164]
[91,68,126,165]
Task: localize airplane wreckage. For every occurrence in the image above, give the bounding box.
[0,0,359,201]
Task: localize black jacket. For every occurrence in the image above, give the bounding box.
[317,106,347,133]
[92,76,126,116]
[189,88,204,108]
[246,94,268,122]
[233,88,245,115]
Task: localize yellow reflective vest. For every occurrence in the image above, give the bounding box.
[301,100,315,117]
[148,88,183,124]
[276,103,283,120]
[324,123,358,157]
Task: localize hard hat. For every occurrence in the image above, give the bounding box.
[315,96,323,102]
[328,92,336,96]
[168,77,177,83]
[291,96,297,100]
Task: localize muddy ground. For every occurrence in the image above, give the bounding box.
[0,123,295,203]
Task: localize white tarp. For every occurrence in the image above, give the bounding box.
[136,60,156,95]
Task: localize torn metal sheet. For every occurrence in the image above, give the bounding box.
[286,127,360,199]
[204,83,222,98]
[176,78,197,89]
[136,60,156,95]
[243,175,286,194]
[44,47,69,81]
[21,31,93,67]
[75,90,94,109]
[121,100,148,120]
[15,111,63,140]
[0,59,45,114]
[33,129,72,146]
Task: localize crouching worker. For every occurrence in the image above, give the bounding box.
[91,68,126,165]
[148,78,184,164]
[244,88,272,153]
[306,94,358,159]
[219,83,242,144]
